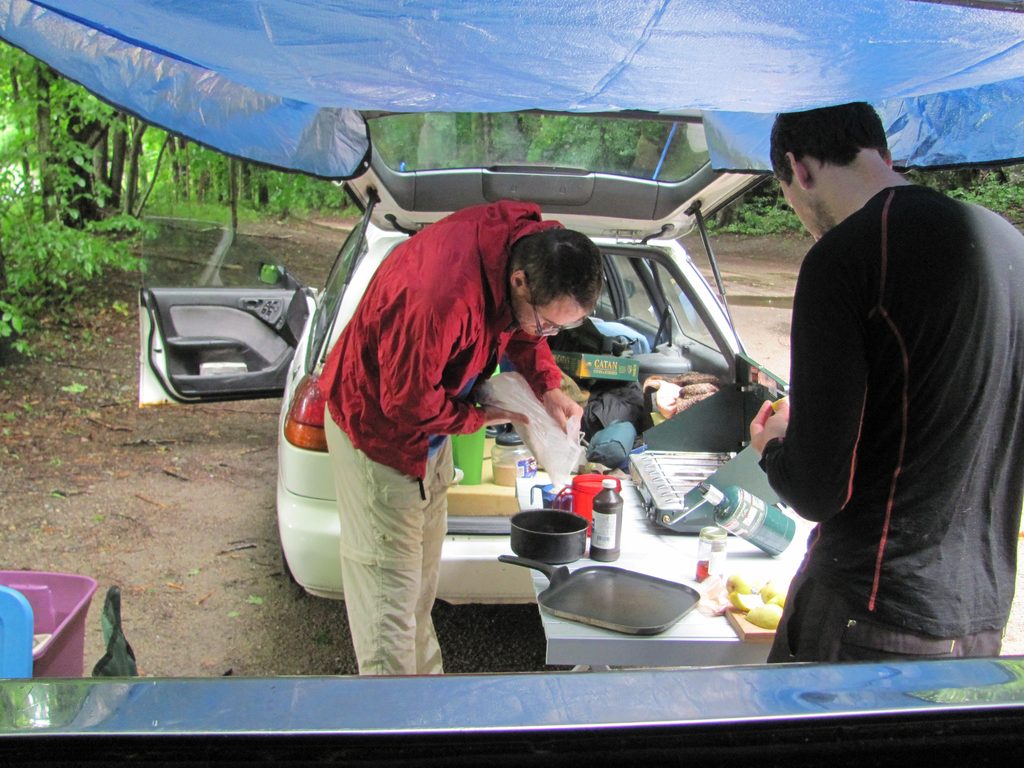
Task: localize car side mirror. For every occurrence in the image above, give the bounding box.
[259,263,286,285]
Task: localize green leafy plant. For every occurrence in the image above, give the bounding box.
[711,187,803,235]
[1,220,141,343]
[947,171,1024,226]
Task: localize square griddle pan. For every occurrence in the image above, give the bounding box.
[499,554,700,635]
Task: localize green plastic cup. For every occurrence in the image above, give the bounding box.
[451,427,486,485]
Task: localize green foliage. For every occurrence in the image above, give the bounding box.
[369,112,707,181]
[256,170,353,218]
[0,218,142,352]
[711,182,804,235]
[143,198,258,225]
[946,170,1024,226]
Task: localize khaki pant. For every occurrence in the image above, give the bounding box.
[324,411,454,675]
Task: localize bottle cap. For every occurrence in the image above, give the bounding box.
[495,430,524,446]
[601,478,617,489]
[699,526,727,540]
[699,482,725,506]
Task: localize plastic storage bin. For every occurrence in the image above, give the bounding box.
[0,571,98,677]
[0,585,34,677]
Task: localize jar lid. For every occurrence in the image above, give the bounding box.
[699,526,727,540]
[495,430,524,446]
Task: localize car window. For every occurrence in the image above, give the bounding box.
[657,264,719,352]
[601,251,718,352]
[141,217,280,289]
[369,113,709,182]
[307,216,370,370]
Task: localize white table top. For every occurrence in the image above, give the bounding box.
[515,474,812,668]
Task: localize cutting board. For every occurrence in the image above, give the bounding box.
[447,454,519,516]
[725,608,776,643]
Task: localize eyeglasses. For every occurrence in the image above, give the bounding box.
[529,302,586,336]
[523,273,588,336]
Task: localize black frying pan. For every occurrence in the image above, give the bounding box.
[499,555,701,635]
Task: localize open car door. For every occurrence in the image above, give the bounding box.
[138,218,313,406]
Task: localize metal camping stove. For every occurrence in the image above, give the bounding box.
[630,451,734,533]
[633,354,788,533]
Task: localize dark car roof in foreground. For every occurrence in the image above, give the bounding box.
[3,657,1024,765]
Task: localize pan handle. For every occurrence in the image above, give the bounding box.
[498,554,570,586]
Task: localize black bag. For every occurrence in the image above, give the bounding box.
[547,318,633,357]
[91,586,138,677]
[586,420,637,470]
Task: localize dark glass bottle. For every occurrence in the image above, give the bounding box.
[590,478,623,562]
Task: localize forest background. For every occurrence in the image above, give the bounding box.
[1,43,1022,360]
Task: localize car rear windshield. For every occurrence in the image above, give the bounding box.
[368,113,710,182]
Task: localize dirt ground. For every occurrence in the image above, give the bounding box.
[0,220,1020,679]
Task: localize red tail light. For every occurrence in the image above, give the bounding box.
[284,374,328,452]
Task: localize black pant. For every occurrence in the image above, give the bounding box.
[767,571,1003,663]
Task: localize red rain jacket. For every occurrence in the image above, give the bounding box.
[319,201,565,479]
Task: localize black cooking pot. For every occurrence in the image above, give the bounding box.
[510,509,587,564]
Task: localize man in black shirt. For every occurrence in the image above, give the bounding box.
[750,102,1024,662]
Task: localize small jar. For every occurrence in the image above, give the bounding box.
[491,430,536,487]
[695,526,727,582]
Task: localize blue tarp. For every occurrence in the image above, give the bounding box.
[2,0,1023,177]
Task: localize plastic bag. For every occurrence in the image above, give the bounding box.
[91,586,138,677]
[477,372,583,488]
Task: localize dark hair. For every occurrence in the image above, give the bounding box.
[510,228,603,309]
[770,102,888,184]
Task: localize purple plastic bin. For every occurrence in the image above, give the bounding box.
[0,571,98,677]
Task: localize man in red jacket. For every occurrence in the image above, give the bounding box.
[319,201,603,674]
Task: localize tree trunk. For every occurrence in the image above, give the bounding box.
[955,168,980,189]
[240,161,251,207]
[64,108,105,226]
[93,125,109,206]
[175,137,191,201]
[228,158,239,232]
[123,117,148,216]
[0,229,10,366]
[108,112,128,211]
[10,67,34,221]
[167,137,180,201]
[196,170,210,204]
[35,64,57,223]
[0,227,7,296]
[134,134,170,217]
[257,171,270,209]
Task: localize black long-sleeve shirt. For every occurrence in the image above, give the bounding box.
[761,185,1024,638]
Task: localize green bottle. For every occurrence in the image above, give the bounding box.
[698,482,795,557]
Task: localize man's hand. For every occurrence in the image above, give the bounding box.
[749,398,789,455]
[542,388,583,434]
[480,404,528,428]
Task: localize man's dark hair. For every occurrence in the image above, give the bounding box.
[770,102,888,184]
[510,228,603,309]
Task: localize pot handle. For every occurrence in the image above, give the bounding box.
[498,554,571,586]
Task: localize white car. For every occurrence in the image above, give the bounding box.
[138,111,770,601]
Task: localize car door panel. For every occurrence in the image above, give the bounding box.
[139,286,311,404]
